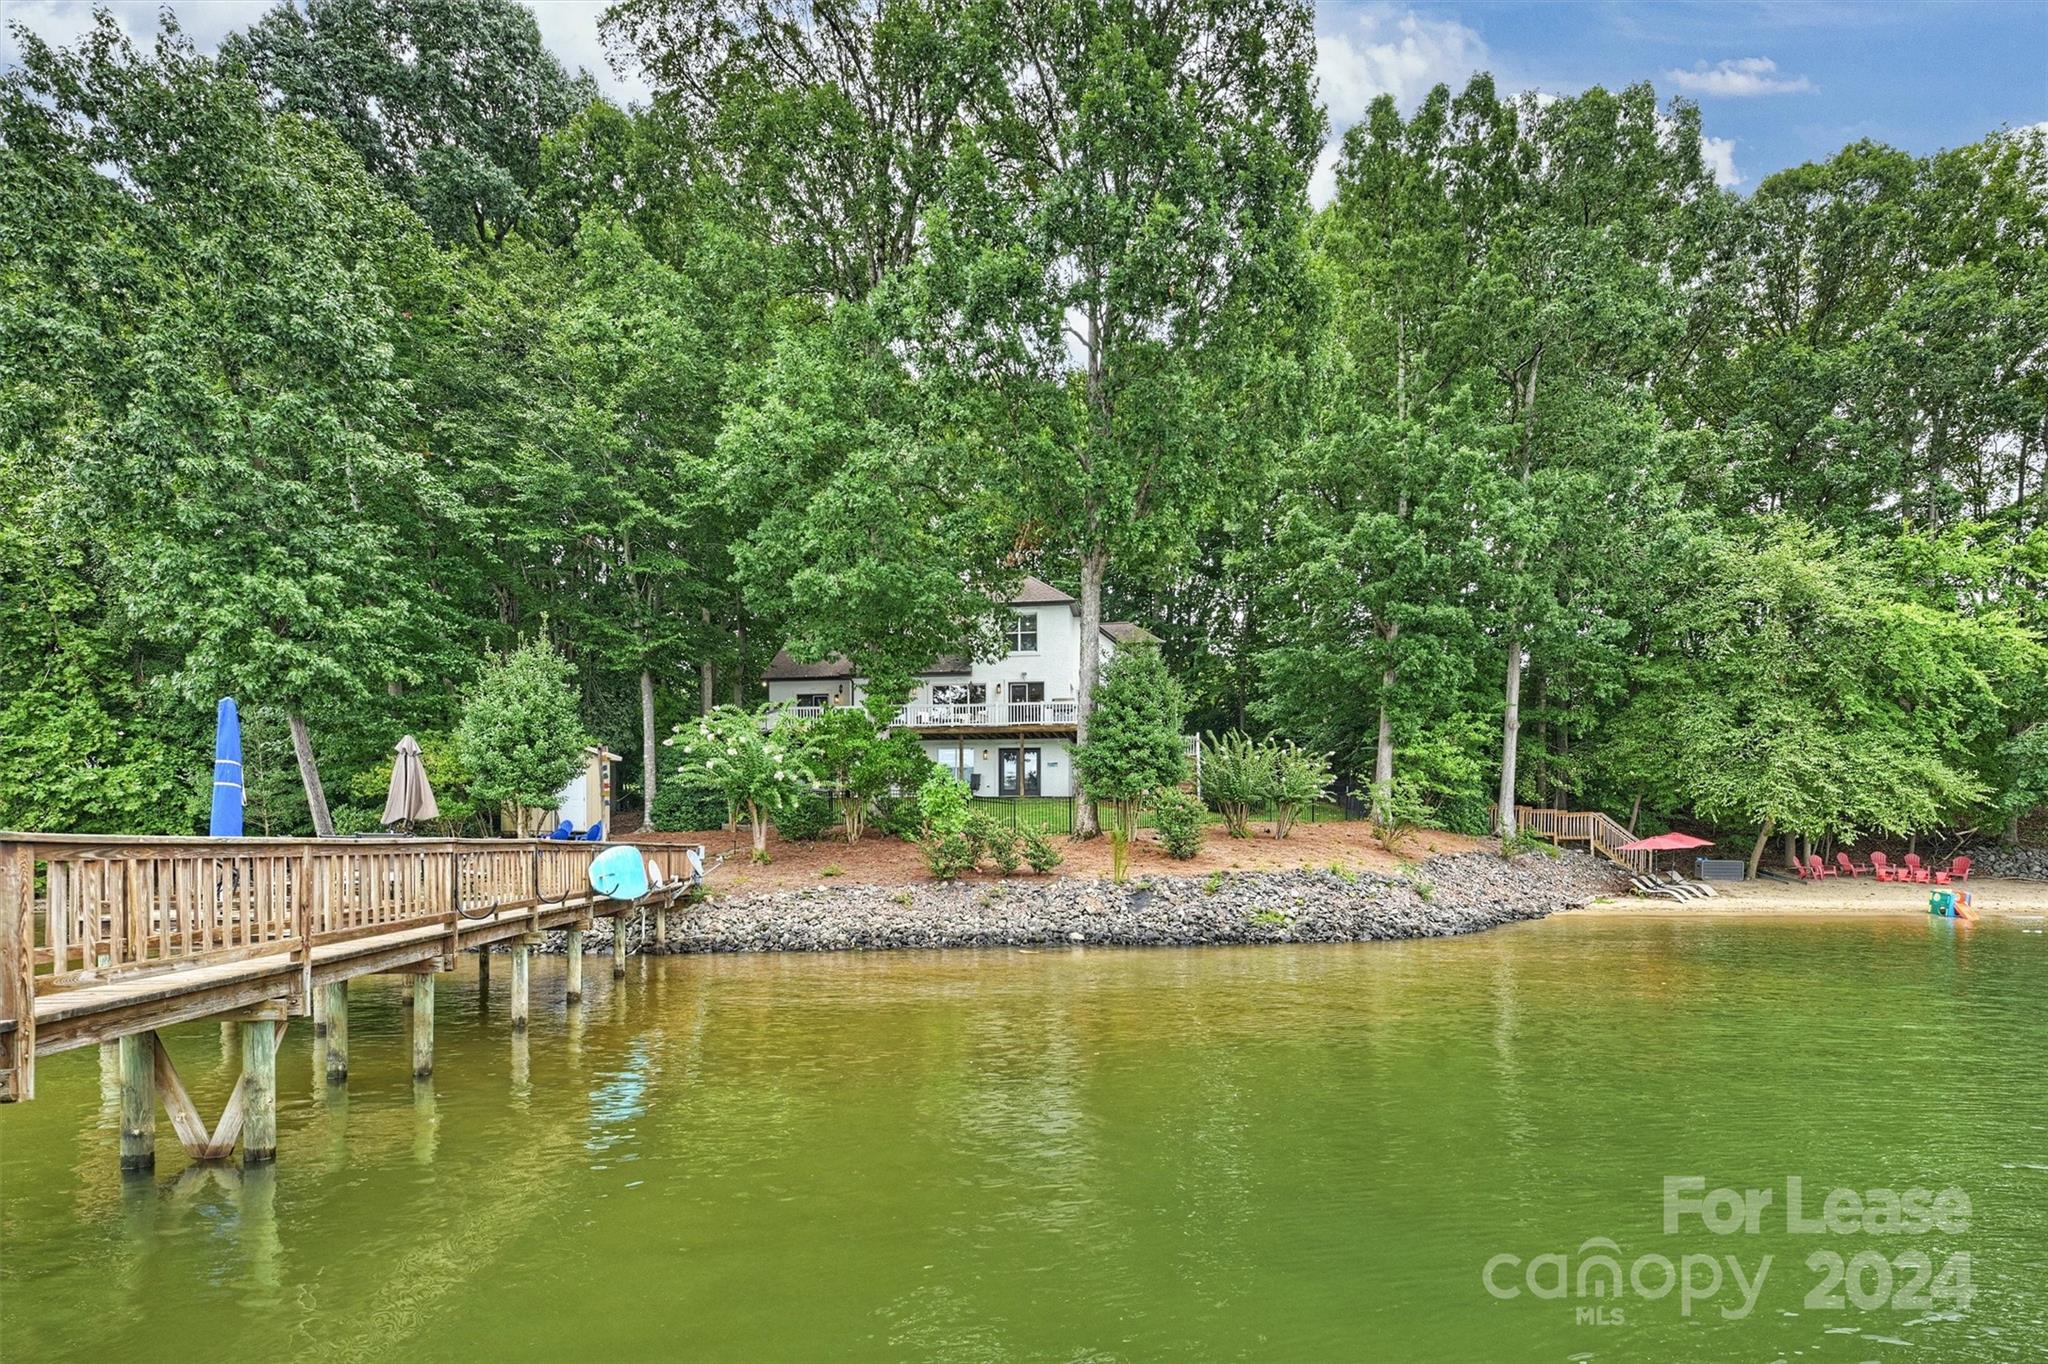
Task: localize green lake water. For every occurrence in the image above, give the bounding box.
[3,914,2044,1362]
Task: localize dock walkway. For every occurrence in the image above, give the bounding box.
[1,833,683,1167]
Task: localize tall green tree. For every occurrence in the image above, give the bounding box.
[457,638,591,831]
[921,0,1323,833]
[227,0,597,245]
[3,15,445,834]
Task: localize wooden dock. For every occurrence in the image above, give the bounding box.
[0,833,684,1168]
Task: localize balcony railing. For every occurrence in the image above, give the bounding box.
[896,700,1077,727]
[769,699,1082,728]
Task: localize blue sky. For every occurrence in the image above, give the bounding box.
[5,1,2043,198]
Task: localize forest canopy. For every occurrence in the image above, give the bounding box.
[2,1,2043,856]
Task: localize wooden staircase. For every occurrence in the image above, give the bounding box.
[1512,806,1653,874]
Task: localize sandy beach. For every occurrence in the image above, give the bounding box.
[1571,873,2048,917]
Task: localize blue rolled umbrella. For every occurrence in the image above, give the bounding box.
[210,697,245,837]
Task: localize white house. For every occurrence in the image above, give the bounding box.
[762,577,1159,798]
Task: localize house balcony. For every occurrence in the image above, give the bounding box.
[896,700,1078,730]
[767,700,1080,731]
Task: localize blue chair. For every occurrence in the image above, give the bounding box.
[583,822,604,842]
[544,820,573,840]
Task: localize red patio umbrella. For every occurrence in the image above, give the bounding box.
[1617,832,1714,853]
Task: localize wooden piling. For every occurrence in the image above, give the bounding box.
[565,927,583,1003]
[510,939,532,1032]
[118,1033,155,1171]
[411,974,435,1078]
[241,1011,278,1163]
[653,906,667,955]
[322,980,348,1083]
[613,912,630,978]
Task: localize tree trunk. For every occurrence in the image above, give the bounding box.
[749,800,767,856]
[699,607,716,715]
[1746,815,1775,880]
[1373,695,1395,823]
[1782,831,1799,873]
[1372,622,1399,822]
[1073,545,1108,837]
[640,669,658,831]
[1627,792,1643,835]
[1496,636,1522,837]
[287,713,335,837]
[2006,812,2021,848]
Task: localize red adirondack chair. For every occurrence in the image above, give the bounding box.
[1871,851,1895,881]
[1806,854,1838,879]
[1936,855,1971,885]
[1836,852,1870,877]
[1902,853,1933,884]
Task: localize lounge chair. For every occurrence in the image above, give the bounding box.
[544,819,574,840]
[1836,852,1870,877]
[583,821,604,842]
[1661,869,1720,898]
[1805,855,1838,880]
[1871,851,1896,882]
[1940,855,1972,884]
[1902,853,1932,884]
[1630,875,1688,903]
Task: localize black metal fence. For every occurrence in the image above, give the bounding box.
[968,791,1372,837]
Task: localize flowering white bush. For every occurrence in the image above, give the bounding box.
[665,704,818,859]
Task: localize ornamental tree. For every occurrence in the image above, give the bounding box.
[1072,647,1189,876]
[800,705,933,843]
[667,705,818,858]
[456,639,590,832]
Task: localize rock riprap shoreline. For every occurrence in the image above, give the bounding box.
[548,850,1624,956]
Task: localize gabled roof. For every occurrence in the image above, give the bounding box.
[763,650,974,681]
[762,651,854,682]
[1102,621,1160,645]
[1010,575,1076,606]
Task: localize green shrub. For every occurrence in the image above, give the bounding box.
[1023,830,1063,874]
[457,638,590,825]
[328,804,385,836]
[775,791,836,842]
[1271,743,1333,839]
[874,795,923,840]
[1150,788,1207,859]
[984,822,1024,875]
[650,771,730,831]
[1070,644,1187,839]
[962,808,1002,862]
[1200,731,1271,837]
[920,831,977,880]
[918,769,972,836]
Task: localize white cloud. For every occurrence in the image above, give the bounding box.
[1307,140,1344,209]
[1310,7,1491,204]
[520,2,649,106]
[1663,56,1814,97]
[1701,135,1742,187]
[1316,8,1491,128]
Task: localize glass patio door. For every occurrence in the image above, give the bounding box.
[998,747,1042,797]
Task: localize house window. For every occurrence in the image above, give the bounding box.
[930,682,987,706]
[795,692,830,710]
[1006,611,1039,653]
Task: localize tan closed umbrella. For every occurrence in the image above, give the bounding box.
[382,734,440,829]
